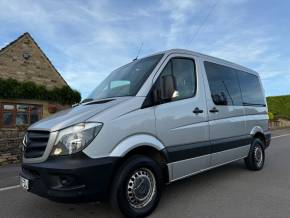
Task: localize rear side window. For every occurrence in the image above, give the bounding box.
[204,61,242,106]
[238,71,265,106]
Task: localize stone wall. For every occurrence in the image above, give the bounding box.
[0,129,24,166]
[270,118,290,129]
[0,100,69,166]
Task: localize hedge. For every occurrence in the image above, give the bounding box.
[0,78,81,105]
[267,95,290,120]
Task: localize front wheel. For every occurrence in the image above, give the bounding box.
[110,155,163,218]
[244,138,265,171]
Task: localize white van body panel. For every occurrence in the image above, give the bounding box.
[108,134,165,157]
[210,144,250,167]
[27,97,131,132]
[245,112,269,135]
[168,154,211,181]
[83,97,158,158]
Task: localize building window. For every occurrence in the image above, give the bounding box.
[0,103,42,128]
[16,105,29,126]
[3,104,15,128]
[30,105,42,124]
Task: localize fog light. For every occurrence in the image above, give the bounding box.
[60,175,75,187]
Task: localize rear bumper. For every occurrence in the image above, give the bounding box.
[20,153,119,202]
[265,131,271,149]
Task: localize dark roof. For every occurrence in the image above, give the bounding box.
[0,32,68,86]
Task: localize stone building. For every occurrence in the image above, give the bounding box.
[0,32,69,129]
[0,32,72,165]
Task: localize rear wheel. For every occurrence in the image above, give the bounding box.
[110,155,163,218]
[244,138,265,170]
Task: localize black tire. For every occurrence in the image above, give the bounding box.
[244,138,265,171]
[110,155,163,218]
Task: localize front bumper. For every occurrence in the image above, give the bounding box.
[20,153,119,202]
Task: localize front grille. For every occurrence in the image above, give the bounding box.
[24,131,50,158]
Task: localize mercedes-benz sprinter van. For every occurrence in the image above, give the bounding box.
[20,49,271,218]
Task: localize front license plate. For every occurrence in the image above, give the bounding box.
[20,176,29,190]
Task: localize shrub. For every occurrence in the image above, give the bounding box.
[267,95,290,120]
[0,78,81,105]
[268,112,274,120]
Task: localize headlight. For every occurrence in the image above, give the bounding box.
[51,122,103,156]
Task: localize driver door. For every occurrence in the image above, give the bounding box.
[153,54,210,181]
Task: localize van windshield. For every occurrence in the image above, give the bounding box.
[85,54,163,102]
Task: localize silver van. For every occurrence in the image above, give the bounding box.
[20,49,271,218]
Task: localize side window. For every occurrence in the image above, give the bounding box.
[157,58,196,102]
[204,61,242,106]
[238,71,265,106]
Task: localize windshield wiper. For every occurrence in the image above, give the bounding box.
[81,98,94,103]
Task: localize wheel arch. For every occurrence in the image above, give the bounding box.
[109,134,166,157]
[109,134,170,183]
[250,126,266,148]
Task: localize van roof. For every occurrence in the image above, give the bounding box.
[148,49,259,76]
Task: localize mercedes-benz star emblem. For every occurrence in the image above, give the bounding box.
[22,134,29,152]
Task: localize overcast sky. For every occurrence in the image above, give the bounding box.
[0,0,289,98]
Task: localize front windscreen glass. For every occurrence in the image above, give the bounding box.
[86,54,163,101]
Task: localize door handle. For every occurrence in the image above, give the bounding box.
[193,107,204,114]
[209,107,219,113]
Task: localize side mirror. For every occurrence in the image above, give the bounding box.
[153,74,176,103]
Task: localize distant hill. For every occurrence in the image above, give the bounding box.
[267,95,290,119]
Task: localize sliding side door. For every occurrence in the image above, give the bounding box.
[202,60,250,167]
